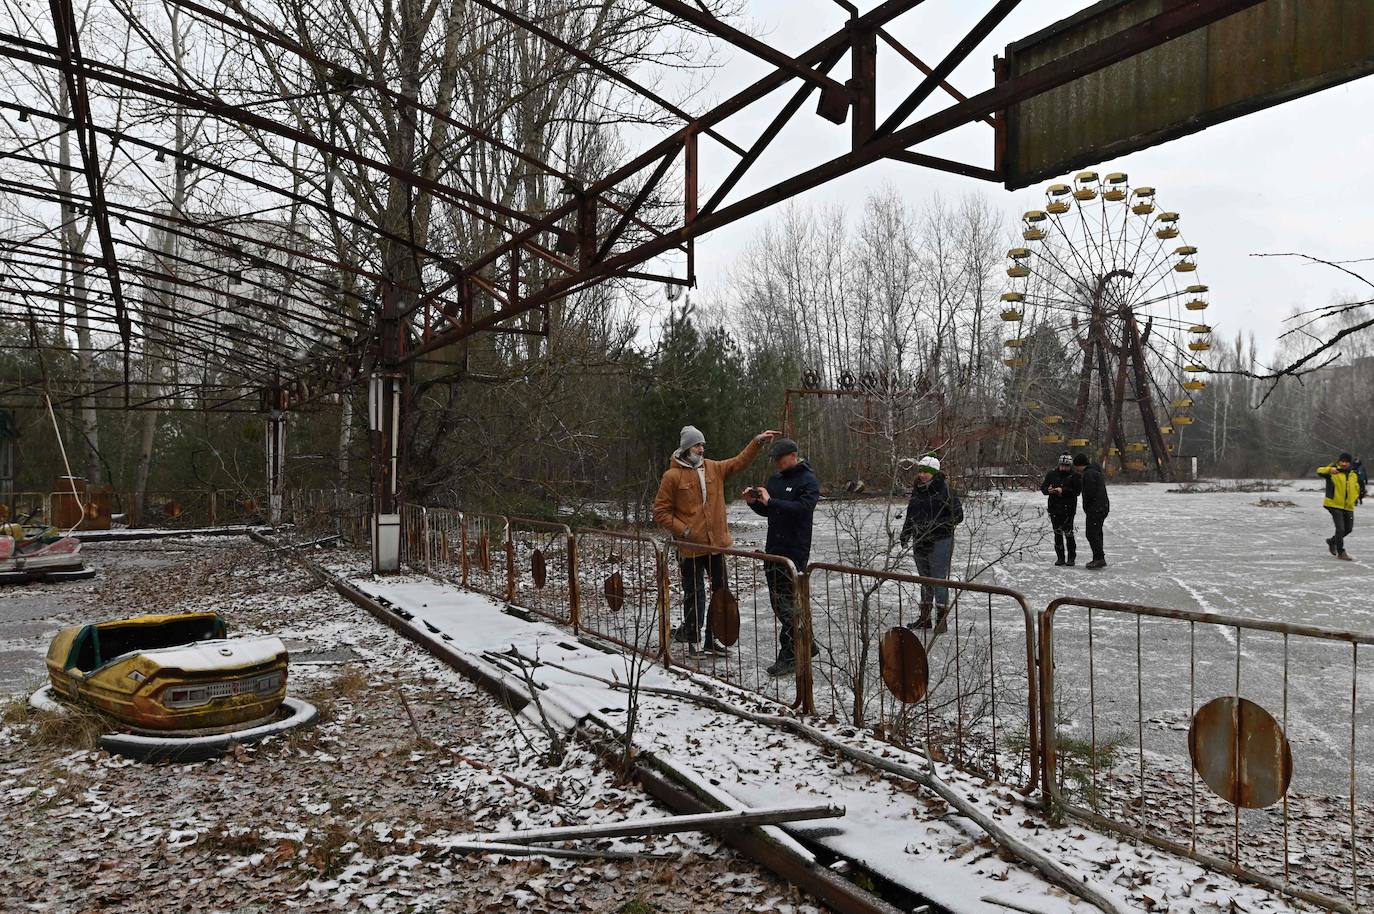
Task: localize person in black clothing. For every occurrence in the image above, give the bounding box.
[899,455,963,631]
[1040,453,1081,566]
[1072,453,1110,569]
[743,437,821,677]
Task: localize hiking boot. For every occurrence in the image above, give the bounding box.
[766,656,796,677]
[1339,551,1354,561]
[1085,558,1107,569]
[933,606,950,635]
[671,624,697,645]
[1328,538,1338,556]
[907,604,934,630]
[702,637,729,657]
[1065,559,1076,566]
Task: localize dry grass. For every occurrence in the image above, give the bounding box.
[28,705,107,752]
[1,696,29,726]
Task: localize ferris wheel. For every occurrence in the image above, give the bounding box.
[999,171,1212,479]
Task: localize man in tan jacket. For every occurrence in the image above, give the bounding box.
[654,425,778,656]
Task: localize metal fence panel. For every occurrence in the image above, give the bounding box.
[1040,597,1374,912]
[807,563,1040,794]
[508,517,577,626]
[575,529,668,660]
[661,541,811,710]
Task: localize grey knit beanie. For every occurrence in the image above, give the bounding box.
[679,425,705,453]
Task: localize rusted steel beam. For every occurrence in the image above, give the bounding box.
[594,149,676,264]
[468,0,744,156]
[0,163,388,306]
[876,27,996,127]
[417,0,932,308]
[701,44,848,217]
[886,150,999,181]
[158,0,675,249]
[3,235,357,341]
[47,0,132,398]
[873,0,1022,138]
[644,0,853,118]
[850,28,877,148]
[407,0,1265,359]
[0,34,553,267]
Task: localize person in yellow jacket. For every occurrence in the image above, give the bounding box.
[1318,452,1360,561]
[653,425,778,656]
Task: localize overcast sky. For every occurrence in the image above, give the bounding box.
[649,0,1374,364]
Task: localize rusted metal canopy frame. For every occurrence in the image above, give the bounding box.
[157,0,679,257]
[808,561,1039,794]
[642,0,855,119]
[2,235,354,346]
[0,38,538,274]
[0,240,346,366]
[406,0,937,324]
[1038,595,1371,914]
[0,376,269,411]
[0,160,387,309]
[46,0,133,402]
[408,0,1268,360]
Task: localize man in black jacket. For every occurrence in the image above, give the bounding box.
[1040,453,1081,567]
[899,455,963,631]
[744,437,820,677]
[1072,453,1110,569]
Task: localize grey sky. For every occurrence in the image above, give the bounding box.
[658,0,1374,364]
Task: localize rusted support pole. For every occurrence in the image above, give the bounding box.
[850,28,877,148]
[684,132,698,286]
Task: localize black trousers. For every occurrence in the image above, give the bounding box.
[1049,509,1076,563]
[1085,510,1108,562]
[1328,507,1355,553]
[764,563,797,660]
[679,553,725,642]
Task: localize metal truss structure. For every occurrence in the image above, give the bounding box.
[0,0,1272,561]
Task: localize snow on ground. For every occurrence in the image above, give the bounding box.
[1,542,827,914]
[334,550,1309,914]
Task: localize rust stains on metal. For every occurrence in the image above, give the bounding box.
[530,548,547,589]
[878,626,929,705]
[603,571,625,612]
[708,587,741,647]
[1188,695,1293,810]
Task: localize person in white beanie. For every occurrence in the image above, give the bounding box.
[653,425,779,656]
[898,455,963,632]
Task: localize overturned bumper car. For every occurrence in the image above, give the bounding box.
[0,521,95,584]
[31,611,316,760]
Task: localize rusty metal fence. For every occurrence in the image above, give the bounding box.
[462,513,512,602]
[1039,597,1374,912]
[575,529,668,659]
[400,504,428,572]
[507,517,577,626]
[807,563,1040,794]
[424,507,465,584]
[372,501,1374,914]
[660,541,812,711]
[284,490,370,547]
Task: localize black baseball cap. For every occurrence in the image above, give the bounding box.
[769,438,799,459]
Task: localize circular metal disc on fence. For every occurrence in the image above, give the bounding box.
[709,588,740,647]
[879,627,929,704]
[162,500,182,518]
[476,534,491,572]
[603,571,625,611]
[243,497,258,514]
[1188,696,1293,809]
[530,549,547,588]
